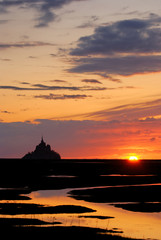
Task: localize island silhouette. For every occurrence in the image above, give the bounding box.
[22,137,61,160]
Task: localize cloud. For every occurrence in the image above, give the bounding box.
[19,82,30,85]
[69,55,161,76]
[0,0,86,27]
[35,9,57,28]
[0,83,107,91]
[0,41,54,50]
[34,93,91,100]
[94,73,122,83]
[69,15,161,76]
[0,110,12,114]
[0,58,11,61]
[0,82,136,94]
[32,84,106,91]
[70,16,161,56]
[48,80,68,83]
[80,98,161,121]
[81,79,102,84]
[77,16,99,29]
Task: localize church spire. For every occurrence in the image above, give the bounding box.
[22,136,61,159]
[41,136,45,144]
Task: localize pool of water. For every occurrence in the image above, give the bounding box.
[9,187,158,240]
[1,173,161,240]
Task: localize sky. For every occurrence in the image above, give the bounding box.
[1,0,161,159]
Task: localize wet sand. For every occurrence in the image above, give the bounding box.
[0,203,95,215]
[0,159,161,239]
[0,225,143,239]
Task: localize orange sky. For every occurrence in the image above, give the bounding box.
[1,0,161,159]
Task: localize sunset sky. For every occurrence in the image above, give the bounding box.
[1,0,161,159]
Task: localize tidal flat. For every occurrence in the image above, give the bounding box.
[0,159,161,239]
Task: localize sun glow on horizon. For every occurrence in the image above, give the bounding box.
[128,156,139,161]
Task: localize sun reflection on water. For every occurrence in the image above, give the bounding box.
[26,189,161,240]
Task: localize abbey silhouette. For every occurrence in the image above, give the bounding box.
[22,137,61,160]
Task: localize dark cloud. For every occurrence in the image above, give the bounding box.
[0,58,11,61]
[69,55,161,76]
[35,9,57,28]
[32,83,106,91]
[107,77,122,83]
[81,79,102,84]
[0,0,86,27]
[0,110,12,114]
[48,80,68,83]
[0,82,136,93]
[69,16,161,76]
[20,82,30,85]
[0,41,54,50]
[70,16,161,56]
[34,93,91,100]
[0,83,106,91]
[94,73,122,83]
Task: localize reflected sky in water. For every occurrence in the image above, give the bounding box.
[26,188,161,240]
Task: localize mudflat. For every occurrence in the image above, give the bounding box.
[0,159,161,239]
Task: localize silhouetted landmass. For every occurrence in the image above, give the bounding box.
[0,159,161,190]
[1,158,161,238]
[0,189,31,200]
[22,137,61,160]
[69,185,161,203]
[78,215,115,220]
[0,225,143,240]
[113,202,161,213]
[0,217,61,227]
[0,203,95,215]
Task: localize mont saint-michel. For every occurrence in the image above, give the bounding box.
[22,137,61,160]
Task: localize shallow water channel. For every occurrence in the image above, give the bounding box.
[1,173,161,240]
[4,183,160,240]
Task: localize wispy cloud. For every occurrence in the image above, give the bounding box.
[0,83,107,91]
[81,79,102,84]
[0,0,87,28]
[34,93,91,100]
[81,98,161,121]
[0,109,12,114]
[77,16,99,29]
[0,41,54,50]
[0,58,11,61]
[48,80,68,83]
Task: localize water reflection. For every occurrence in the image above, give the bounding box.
[26,188,161,240]
[1,165,161,240]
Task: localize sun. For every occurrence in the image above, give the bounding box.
[128,156,139,161]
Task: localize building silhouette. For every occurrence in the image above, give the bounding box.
[22,137,61,160]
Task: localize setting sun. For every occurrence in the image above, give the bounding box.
[129,156,139,161]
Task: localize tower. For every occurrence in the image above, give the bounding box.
[41,136,45,144]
